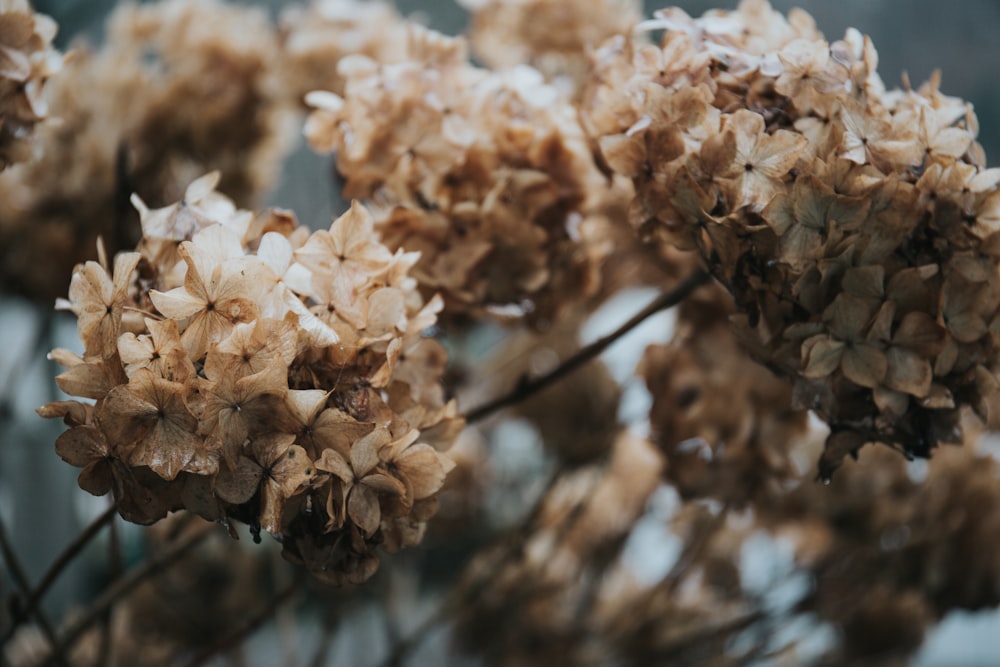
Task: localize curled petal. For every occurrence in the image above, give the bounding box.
[802,335,844,378]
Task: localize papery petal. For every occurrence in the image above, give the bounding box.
[801,334,844,378]
[351,428,388,476]
[348,483,381,535]
[841,344,887,388]
[316,449,354,483]
[395,444,448,499]
[215,455,264,504]
[55,425,108,467]
[885,346,932,398]
[150,287,205,320]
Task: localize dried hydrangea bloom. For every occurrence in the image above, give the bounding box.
[0,0,61,170]
[0,0,294,303]
[277,0,408,103]
[640,298,812,504]
[458,0,641,96]
[306,26,609,327]
[454,432,664,664]
[584,0,1000,473]
[40,174,462,585]
[111,0,294,203]
[64,519,268,667]
[734,442,1000,663]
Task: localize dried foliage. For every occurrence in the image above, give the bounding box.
[583,0,1000,474]
[0,0,60,170]
[39,173,461,585]
[305,27,611,327]
[277,0,408,104]
[7,1,1000,666]
[0,0,294,302]
[459,0,642,96]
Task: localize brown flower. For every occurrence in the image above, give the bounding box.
[99,369,207,480]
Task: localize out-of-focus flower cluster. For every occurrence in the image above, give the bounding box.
[0,0,294,302]
[450,427,1000,666]
[39,173,461,585]
[277,0,408,104]
[584,0,1000,473]
[454,432,668,665]
[305,27,610,327]
[458,0,642,97]
[640,299,812,505]
[0,0,60,170]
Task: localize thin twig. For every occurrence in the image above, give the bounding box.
[178,578,301,667]
[0,516,70,667]
[307,608,340,667]
[464,268,710,423]
[1,505,117,645]
[660,501,731,597]
[42,524,212,665]
[94,510,121,667]
[654,610,764,661]
[379,465,573,667]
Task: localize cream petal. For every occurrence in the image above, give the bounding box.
[150,287,205,320]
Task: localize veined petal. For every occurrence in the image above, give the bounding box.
[150,287,205,319]
[841,344,887,388]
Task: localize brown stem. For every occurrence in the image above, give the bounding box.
[307,609,340,667]
[464,268,711,424]
[1,504,117,646]
[0,516,70,667]
[41,523,212,665]
[177,579,300,667]
[94,510,121,667]
[379,465,578,667]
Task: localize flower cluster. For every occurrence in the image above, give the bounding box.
[39,173,461,585]
[584,0,1000,471]
[640,296,811,504]
[305,27,608,327]
[0,0,61,170]
[0,0,293,303]
[105,0,294,205]
[753,442,1000,662]
[277,0,408,104]
[458,0,642,96]
[454,432,665,665]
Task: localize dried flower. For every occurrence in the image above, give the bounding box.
[277,0,408,103]
[0,0,294,303]
[459,0,642,96]
[305,26,609,327]
[640,305,811,504]
[0,0,61,169]
[584,0,1000,472]
[41,174,461,584]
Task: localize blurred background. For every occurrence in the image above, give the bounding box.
[3,1,1000,665]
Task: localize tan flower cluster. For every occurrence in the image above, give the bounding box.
[454,432,664,665]
[305,27,608,327]
[583,0,1000,472]
[0,0,60,170]
[0,0,293,303]
[458,0,642,96]
[73,521,267,667]
[749,443,1000,662]
[39,173,461,585]
[640,305,811,505]
[477,310,623,464]
[104,0,294,204]
[277,0,408,104]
